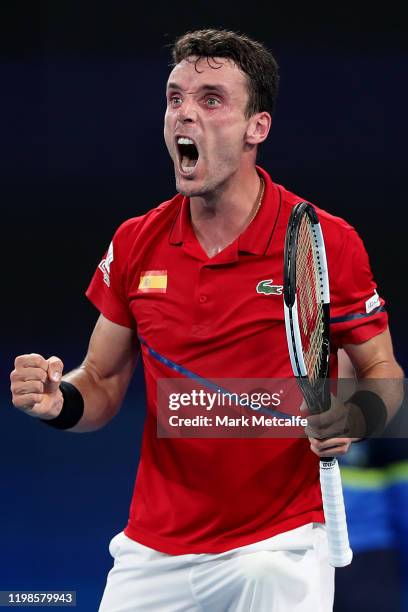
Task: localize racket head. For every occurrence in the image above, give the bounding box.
[283,202,330,413]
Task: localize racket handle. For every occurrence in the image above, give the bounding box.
[319,457,353,567]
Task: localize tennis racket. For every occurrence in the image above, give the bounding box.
[283,201,353,568]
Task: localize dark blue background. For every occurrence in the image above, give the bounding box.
[1,3,407,609]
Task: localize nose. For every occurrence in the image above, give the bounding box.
[177,98,197,123]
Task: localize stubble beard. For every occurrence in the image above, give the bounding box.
[174,162,228,200]
[176,175,204,198]
[174,166,210,198]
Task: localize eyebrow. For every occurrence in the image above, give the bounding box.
[166,82,228,95]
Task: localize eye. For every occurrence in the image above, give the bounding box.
[169,95,182,107]
[205,97,221,107]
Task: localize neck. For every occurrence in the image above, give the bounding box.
[190,169,264,258]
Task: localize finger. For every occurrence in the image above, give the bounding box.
[305,425,327,440]
[14,353,48,371]
[305,422,348,440]
[14,381,45,395]
[10,367,48,384]
[46,356,64,393]
[13,393,44,411]
[309,437,351,453]
[313,443,351,457]
[309,436,351,448]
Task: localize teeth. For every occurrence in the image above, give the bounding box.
[177,137,195,145]
[181,165,195,174]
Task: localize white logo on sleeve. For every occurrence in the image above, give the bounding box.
[98,242,114,287]
[365,290,380,313]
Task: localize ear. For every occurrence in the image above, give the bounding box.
[245,112,272,145]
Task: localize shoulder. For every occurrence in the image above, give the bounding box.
[104,194,183,271]
[113,194,183,245]
[275,182,362,247]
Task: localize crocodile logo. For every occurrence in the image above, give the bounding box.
[256,279,283,295]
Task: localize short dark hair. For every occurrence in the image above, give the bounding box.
[171,29,279,118]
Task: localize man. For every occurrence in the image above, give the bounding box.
[10,29,403,611]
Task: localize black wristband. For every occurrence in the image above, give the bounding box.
[40,381,84,430]
[346,390,388,438]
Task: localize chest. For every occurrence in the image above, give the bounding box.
[128,247,286,347]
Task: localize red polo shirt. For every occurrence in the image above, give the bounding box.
[86,166,387,554]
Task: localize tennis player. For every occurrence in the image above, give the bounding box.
[10,29,403,611]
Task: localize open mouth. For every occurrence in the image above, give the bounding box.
[176,137,199,174]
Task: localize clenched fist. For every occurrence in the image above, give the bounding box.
[10,353,64,420]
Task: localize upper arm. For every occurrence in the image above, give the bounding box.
[343,327,403,379]
[65,314,139,416]
[328,226,388,349]
[83,314,138,381]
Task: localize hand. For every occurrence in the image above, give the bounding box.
[10,353,64,420]
[308,436,358,457]
[305,393,365,458]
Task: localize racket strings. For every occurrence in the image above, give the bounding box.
[296,217,325,384]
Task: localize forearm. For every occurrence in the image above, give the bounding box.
[308,336,404,455]
[350,360,404,428]
[60,359,134,432]
[53,316,138,432]
[340,329,404,435]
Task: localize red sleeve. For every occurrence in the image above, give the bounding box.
[329,227,388,349]
[85,222,135,329]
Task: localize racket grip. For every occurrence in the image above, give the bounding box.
[319,458,353,567]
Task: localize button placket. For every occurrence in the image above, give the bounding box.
[191,265,213,335]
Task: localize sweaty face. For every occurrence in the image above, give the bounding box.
[164,57,251,197]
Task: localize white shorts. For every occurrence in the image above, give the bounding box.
[99,523,334,612]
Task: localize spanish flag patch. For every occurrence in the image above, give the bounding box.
[138,270,167,293]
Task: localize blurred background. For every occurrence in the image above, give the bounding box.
[1,2,407,610]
